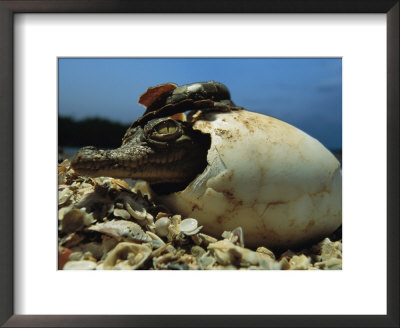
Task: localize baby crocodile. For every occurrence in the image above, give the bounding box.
[71,81,236,192]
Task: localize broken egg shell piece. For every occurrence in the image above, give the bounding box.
[159,109,342,249]
[103,242,152,270]
[138,83,177,108]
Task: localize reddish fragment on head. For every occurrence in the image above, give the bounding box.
[138,83,177,107]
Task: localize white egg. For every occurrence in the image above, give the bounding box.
[159,109,341,249]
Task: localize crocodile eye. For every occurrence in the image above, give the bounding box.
[149,119,183,141]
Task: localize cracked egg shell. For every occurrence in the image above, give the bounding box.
[159,109,341,249]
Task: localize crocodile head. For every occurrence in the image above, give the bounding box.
[71,117,211,192]
[70,81,236,193]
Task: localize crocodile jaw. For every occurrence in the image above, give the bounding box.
[71,143,208,185]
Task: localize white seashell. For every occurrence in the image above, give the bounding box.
[124,198,153,223]
[154,217,170,237]
[179,218,198,233]
[145,231,165,244]
[207,239,277,268]
[58,188,73,206]
[96,263,104,270]
[103,242,151,270]
[63,260,96,270]
[131,180,154,201]
[221,227,244,247]
[113,208,131,220]
[181,226,203,236]
[83,212,96,227]
[88,220,151,243]
[160,109,341,249]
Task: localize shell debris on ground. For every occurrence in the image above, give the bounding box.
[58,159,342,270]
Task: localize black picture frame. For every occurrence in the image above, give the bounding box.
[0,1,398,327]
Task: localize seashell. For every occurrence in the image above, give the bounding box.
[115,202,124,209]
[60,208,85,233]
[181,226,202,236]
[258,258,283,270]
[83,212,96,226]
[96,263,104,270]
[207,239,278,268]
[314,257,342,270]
[170,214,181,226]
[194,233,218,247]
[312,237,342,262]
[256,246,275,260]
[163,215,181,241]
[160,107,341,249]
[197,253,216,269]
[71,242,109,260]
[288,255,313,270]
[59,231,85,248]
[152,249,187,270]
[124,197,153,223]
[113,208,131,220]
[58,188,73,207]
[179,218,198,232]
[179,218,198,235]
[165,245,176,254]
[69,251,83,261]
[103,242,151,270]
[58,160,71,185]
[131,180,155,201]
[191,245,206,258]
[214,264,238,270]
[82,251,97,262]
[88,220,151,243]
[112,178,131,191]
[221,227,245,247]
[154,217,170,237]
[145,231,165,244]
[63,260,97,270]
[67,237,119,262]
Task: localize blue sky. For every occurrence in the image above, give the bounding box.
[58,58,342,149]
